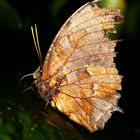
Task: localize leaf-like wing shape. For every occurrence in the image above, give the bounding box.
[39,1,123,132]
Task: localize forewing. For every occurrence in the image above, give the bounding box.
[42,1,123,87]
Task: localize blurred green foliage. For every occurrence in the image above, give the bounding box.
[99,0,126,12]
[124,2,140,40]
[0,0,21,26]
[0,104,82,140]
[49,0,69,18]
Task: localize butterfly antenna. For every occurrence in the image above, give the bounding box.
[31,24,43,66]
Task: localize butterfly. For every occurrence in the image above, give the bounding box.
[31,0,123,132]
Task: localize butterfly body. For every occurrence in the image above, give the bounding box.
[34,70,61,101]
[33,1,123,132]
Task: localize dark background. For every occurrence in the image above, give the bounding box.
[0,0,140,139]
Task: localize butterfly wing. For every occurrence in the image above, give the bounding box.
[51,66,122,132]
[41,1,123,132]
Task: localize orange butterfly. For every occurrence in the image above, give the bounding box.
[31,0,123,132]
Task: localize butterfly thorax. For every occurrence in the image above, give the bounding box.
[33,66,59,101]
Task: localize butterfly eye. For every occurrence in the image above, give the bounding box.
[33,66,42,79]
[33,71,42,79]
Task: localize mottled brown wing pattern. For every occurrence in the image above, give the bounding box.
[51,66,122,132]
[42,1,122,84]
[40,1,123,132]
